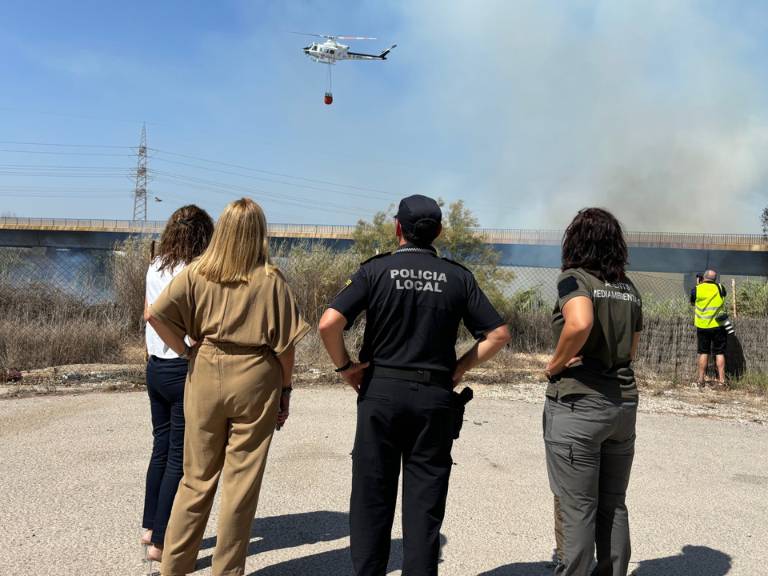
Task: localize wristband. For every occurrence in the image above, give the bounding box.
[335,360,353,373]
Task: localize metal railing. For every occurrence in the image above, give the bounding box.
[1,217,766,250]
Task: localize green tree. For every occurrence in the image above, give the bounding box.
[762,206,768,239]
[350,207,397,256]
[352,200,515,318]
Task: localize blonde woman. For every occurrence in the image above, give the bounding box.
[146,198,310,575]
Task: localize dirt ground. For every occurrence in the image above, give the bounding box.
[3,356,766,425]
[2,387,765,575]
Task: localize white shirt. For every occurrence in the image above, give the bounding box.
[145,258,187,359]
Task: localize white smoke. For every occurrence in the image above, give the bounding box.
[390,0,768,232]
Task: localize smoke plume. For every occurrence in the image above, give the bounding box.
[393,0,768,232]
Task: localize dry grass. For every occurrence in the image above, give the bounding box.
[110,237,152,333]
[0,316,127,370]
[0,250,145,371]
[1,239,766,398]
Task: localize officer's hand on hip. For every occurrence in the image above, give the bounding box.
[340,362,370,394]
[452,368,466,388]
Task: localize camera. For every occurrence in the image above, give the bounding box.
[716,314,736,336]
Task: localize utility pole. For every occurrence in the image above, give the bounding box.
[132,123,148,221]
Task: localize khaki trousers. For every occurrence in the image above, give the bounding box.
[161,344,281,576]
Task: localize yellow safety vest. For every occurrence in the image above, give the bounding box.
[694,282,725,329]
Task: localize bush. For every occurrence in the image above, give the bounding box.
[736,281,768,317]
[110,237,152,333]
[275,242,359,326]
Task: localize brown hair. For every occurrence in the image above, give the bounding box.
[156,205,214,273]
[192,198,272,283]
[561,208,628,282]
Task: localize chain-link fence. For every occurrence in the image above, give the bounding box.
[1,243,766,388]
[0,243,146,373]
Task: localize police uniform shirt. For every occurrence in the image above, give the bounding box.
[330,243,506,373]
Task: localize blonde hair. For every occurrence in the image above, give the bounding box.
[193,198,272,283]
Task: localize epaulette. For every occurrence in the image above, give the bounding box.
[360,252,392,265]
[440,256,472,273]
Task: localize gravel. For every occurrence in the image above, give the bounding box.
[1,386,766,575]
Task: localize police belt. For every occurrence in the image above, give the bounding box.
[370,365,453,387]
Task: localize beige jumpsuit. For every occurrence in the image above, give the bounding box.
[150,265,310,576]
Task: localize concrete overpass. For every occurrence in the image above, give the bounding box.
[0,217,766,276]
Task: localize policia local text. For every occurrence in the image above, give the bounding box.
[391,268,448,292]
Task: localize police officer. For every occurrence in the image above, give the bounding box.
[319,194,511,576]
[691,269,728,386]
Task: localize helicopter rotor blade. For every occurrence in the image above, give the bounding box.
[289,31,329,38]
[336,35,377,40]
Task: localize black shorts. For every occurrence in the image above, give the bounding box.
[697,328,727,355]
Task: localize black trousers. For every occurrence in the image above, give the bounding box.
[142,355,188,546]
[350,376,456,576]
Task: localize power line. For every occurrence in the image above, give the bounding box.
[0,141,134,149]
[0,163,132,170]
[0,139,397,201]
[151,155,391,201]
[0,148,135,157]
[153,171,369,217]
[155,175,367,217]
[149,147,395,197]
[0,171,131,178]
[0,192,126,199]
[0,185,128,192]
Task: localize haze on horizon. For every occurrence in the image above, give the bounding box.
[0,0,766,233]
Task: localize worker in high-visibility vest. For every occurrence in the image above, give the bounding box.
[691,269,727,386]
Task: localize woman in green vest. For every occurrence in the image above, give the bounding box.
[544,208,643,576]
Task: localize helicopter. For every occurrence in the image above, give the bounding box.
[295,33,396,104]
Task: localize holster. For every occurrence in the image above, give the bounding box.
[451,386,474,439]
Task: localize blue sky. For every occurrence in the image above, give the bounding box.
[0,0,767,232]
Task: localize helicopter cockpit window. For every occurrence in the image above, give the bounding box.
[329,49,335,54]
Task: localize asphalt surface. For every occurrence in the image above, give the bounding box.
[1,388,766,576]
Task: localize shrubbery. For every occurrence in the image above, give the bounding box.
[1,210,765,395]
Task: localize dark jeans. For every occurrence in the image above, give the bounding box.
[142,356,188,546]
[350,377,456,576]
[544,394,637,576]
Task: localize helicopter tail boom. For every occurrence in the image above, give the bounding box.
[346,44,397,61]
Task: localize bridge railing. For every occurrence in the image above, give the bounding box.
[477,228,768,248]
[0,216,166,233]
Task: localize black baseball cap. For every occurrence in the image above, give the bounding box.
[396,195,442,241]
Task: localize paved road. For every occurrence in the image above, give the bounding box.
[1,388,765,575]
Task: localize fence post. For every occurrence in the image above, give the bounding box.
[731,278,737,319]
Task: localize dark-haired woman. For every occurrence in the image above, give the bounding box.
[544,208,642,576]
[141,205,214,564]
